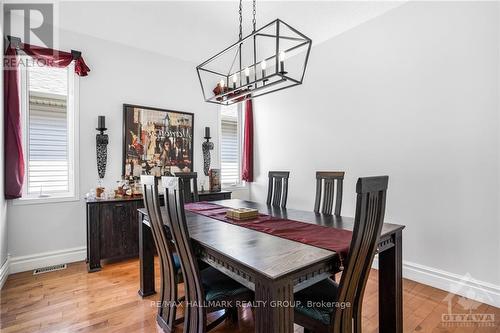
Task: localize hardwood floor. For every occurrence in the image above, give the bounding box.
[0,258,498,332]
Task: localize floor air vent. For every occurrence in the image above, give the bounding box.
[33,264,67,275]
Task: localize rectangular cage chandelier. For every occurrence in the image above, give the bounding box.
[196,17,312,106]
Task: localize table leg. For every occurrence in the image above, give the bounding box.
[254,277,294,333]
[139,213,156,297]
[378,230,403,333]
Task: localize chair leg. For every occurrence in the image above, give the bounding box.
[353,302,363,333]
[206,309,230,331]
[229,308,239,323]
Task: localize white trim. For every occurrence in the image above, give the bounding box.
[0,257,10,290]
[219,104,243,187]
[12,196,80,206]
[18,61,79,203]
[68,62,80,205]
[9,246,86,274]
[372,257,500,308]
[2,246,499,309]
[222,183,248,191]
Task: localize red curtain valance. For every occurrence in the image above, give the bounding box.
[11,42,90,76]
[3,41,90,199]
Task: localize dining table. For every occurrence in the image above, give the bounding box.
[137,199,405,333]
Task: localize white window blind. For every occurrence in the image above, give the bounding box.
[220,106,241,185]
[27,94,69,195]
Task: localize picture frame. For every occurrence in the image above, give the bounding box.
[122,104,194,178]
[209,168,221,192]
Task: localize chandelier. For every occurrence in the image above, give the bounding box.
[196,0,312,106]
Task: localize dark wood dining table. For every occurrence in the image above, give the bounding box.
[137,199,405,333]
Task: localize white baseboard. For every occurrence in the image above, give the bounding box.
[0,257,10,290]
[9,246,86,274]
[372,257,500,308]
[4,246,500,309]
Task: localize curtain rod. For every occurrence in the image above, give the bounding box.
[6,35,82,60]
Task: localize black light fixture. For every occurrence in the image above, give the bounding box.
[196,0,312,106]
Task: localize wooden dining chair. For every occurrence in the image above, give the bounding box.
[161,176,254,333]
[266,171,290,208]
[141,175,183,332]
[174,172,199,203]
[294,176,389,333]
[313,171,345,216]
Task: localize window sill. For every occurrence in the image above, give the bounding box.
[12,195,80,206]
[222,184,247,191]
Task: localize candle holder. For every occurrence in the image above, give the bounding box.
[202,127,214,176]
[262,71,269,85]
[96,116,108,179]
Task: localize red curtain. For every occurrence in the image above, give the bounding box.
[241,99,254,182]
[3,42,90,199]
[4,46,24,199]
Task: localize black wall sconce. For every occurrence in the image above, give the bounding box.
[96,116,108,179]
[202,126,214,176]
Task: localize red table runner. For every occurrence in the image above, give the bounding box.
[185,202,353,263]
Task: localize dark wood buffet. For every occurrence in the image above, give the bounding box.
[85,191,231,272]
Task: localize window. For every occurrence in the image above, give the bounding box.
[18,59,79,201]
[220,104,242,186]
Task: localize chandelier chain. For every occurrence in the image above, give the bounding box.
[252,0,256,32]
[238,0,243,41]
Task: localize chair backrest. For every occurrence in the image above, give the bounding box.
[174,172,199,203]
[313,171,344,215]
[161,176,206,333]
[266,171,290,208]
[141,175,177,329]
[332,176,388,333]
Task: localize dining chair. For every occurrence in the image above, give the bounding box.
[294,176,389,333]
[141,175,183,332]
[313,171,345,216]
[266,171,290,208]
[174,171,199,203]
[161,176,254,333]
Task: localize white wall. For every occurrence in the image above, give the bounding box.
[6,30,223,262]
[0,6,9,274]
[251,1,500,287]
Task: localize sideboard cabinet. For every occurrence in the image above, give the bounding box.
[86,191,231,272]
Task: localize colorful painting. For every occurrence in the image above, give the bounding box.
[123,104,194,178]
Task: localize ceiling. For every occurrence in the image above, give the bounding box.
[59,1,405,64]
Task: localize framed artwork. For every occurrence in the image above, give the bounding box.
[123,104,194,178]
